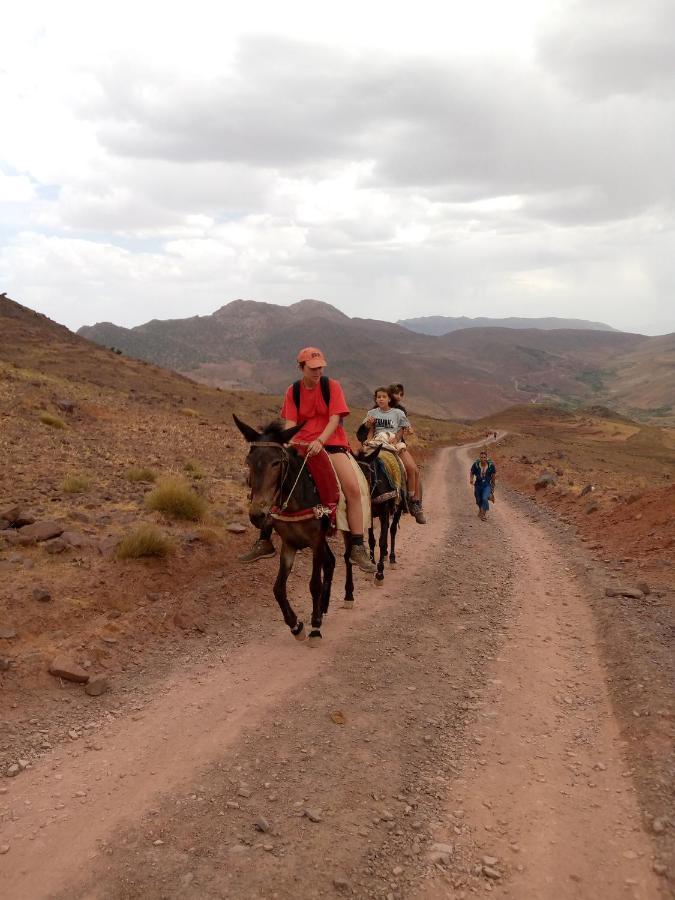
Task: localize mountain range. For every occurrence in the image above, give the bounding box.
[398,315,618,335]
[76,298,675,423]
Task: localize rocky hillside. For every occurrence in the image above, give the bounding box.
[78,297,673,422]
[398,314,618,335]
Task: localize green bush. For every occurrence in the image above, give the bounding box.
[61,474,91,494]
[183,459,205,479]
[116,524,172,559]
[145,477,207,521]
[126,466,157,483]
[40,413,66,429]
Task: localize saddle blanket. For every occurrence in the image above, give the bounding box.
[378,448,406,497]
[295,448,371,533]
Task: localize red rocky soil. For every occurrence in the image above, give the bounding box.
[1,439,672,899]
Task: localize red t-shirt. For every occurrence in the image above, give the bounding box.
[280,378,350,448]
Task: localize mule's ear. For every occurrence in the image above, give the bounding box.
[277,422,303,445]
[232,414,260,444]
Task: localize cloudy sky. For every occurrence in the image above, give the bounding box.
[1,0,674,335]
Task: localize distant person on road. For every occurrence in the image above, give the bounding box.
[470,448,496,521]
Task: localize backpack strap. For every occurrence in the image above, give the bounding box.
[292,376,331,424]
[292,380,301,418]
[320,375,331,407]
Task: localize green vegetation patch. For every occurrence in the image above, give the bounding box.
[61,474,91,494]
[575,369,606,393]
[40,413,66,429]
[183,459,205,479]
[126,466,157,483]
[116,524,172,559]
[145,476,207,521]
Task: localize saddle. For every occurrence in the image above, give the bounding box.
[374,448,406,504]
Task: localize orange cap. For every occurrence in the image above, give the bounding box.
[296,347,327,368]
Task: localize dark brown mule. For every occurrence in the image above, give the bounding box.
[356,446,405,585]
[233,416,358,644]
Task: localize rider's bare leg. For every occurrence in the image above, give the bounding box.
[330,452,376,573]
[400,449,419,499]
[330,452,365,533]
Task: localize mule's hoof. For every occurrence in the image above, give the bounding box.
[292,622,307,642]
[374,576,384,587]
[389,560,397,567]
[307,630,322,647]
[342,599,354,609]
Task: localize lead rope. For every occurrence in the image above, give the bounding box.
[280,452,310,510]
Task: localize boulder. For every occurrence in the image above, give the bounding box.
[55,399,77,413]
[586,502,599,514]
[605,586,645,600]
[580,484,594,497]
[535,473,557,490]
[48,656,89,684]
[226,523,247,534]
[84,675,110,697]
[13,511,36,528]
[8,521,64,545]
[0,656,11,671]
[31,588,52,602]
[60,530,90,549]
[0,506,20,525]
[44,538,68,554]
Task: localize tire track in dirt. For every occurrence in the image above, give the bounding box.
[0,440,666,899]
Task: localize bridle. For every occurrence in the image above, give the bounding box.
[247,441,309,512]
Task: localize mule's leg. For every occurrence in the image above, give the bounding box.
[368,525,376,563]
[374,508,389,586]
[320,541,336,616]
[343,532,355,609]
[273,543,306,641]
[389,504,402,565]
[308,540,326,646]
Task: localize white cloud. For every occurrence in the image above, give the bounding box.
[0,0,673,337]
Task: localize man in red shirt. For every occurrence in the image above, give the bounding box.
[239,347,376,573]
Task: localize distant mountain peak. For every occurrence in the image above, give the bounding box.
[398,315,619,336]
[288,299,348,320]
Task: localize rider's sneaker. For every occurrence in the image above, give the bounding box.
[349,543,377,574]
[411,499,427,524]
[238,538,276,563]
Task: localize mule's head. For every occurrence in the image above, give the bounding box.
[233,415,302,527]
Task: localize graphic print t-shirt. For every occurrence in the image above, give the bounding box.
[280,378,350,447]
[366,406,410,437]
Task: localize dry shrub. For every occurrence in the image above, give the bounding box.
[126,466,157,483]
[183,459,205,479]
[116,524,172,559]
[40,413,66,429]
[180,407,199,418]
[61,474,91,493]
[145,476,207,520]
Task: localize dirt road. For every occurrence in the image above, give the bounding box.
[0,441,668,899]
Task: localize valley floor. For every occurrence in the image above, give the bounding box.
[0,441,672,899]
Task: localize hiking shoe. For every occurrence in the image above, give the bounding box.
[411,499,427,525]
[349,543,377,574]
[238,539,276,563]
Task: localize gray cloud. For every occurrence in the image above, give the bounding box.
[537,0,675,98]
[84,32,674,228]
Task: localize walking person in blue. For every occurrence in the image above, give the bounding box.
[470,448,496,521]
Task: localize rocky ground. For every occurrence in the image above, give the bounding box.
[0,440,672,899]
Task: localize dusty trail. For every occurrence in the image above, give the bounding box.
[0,441,666,899]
